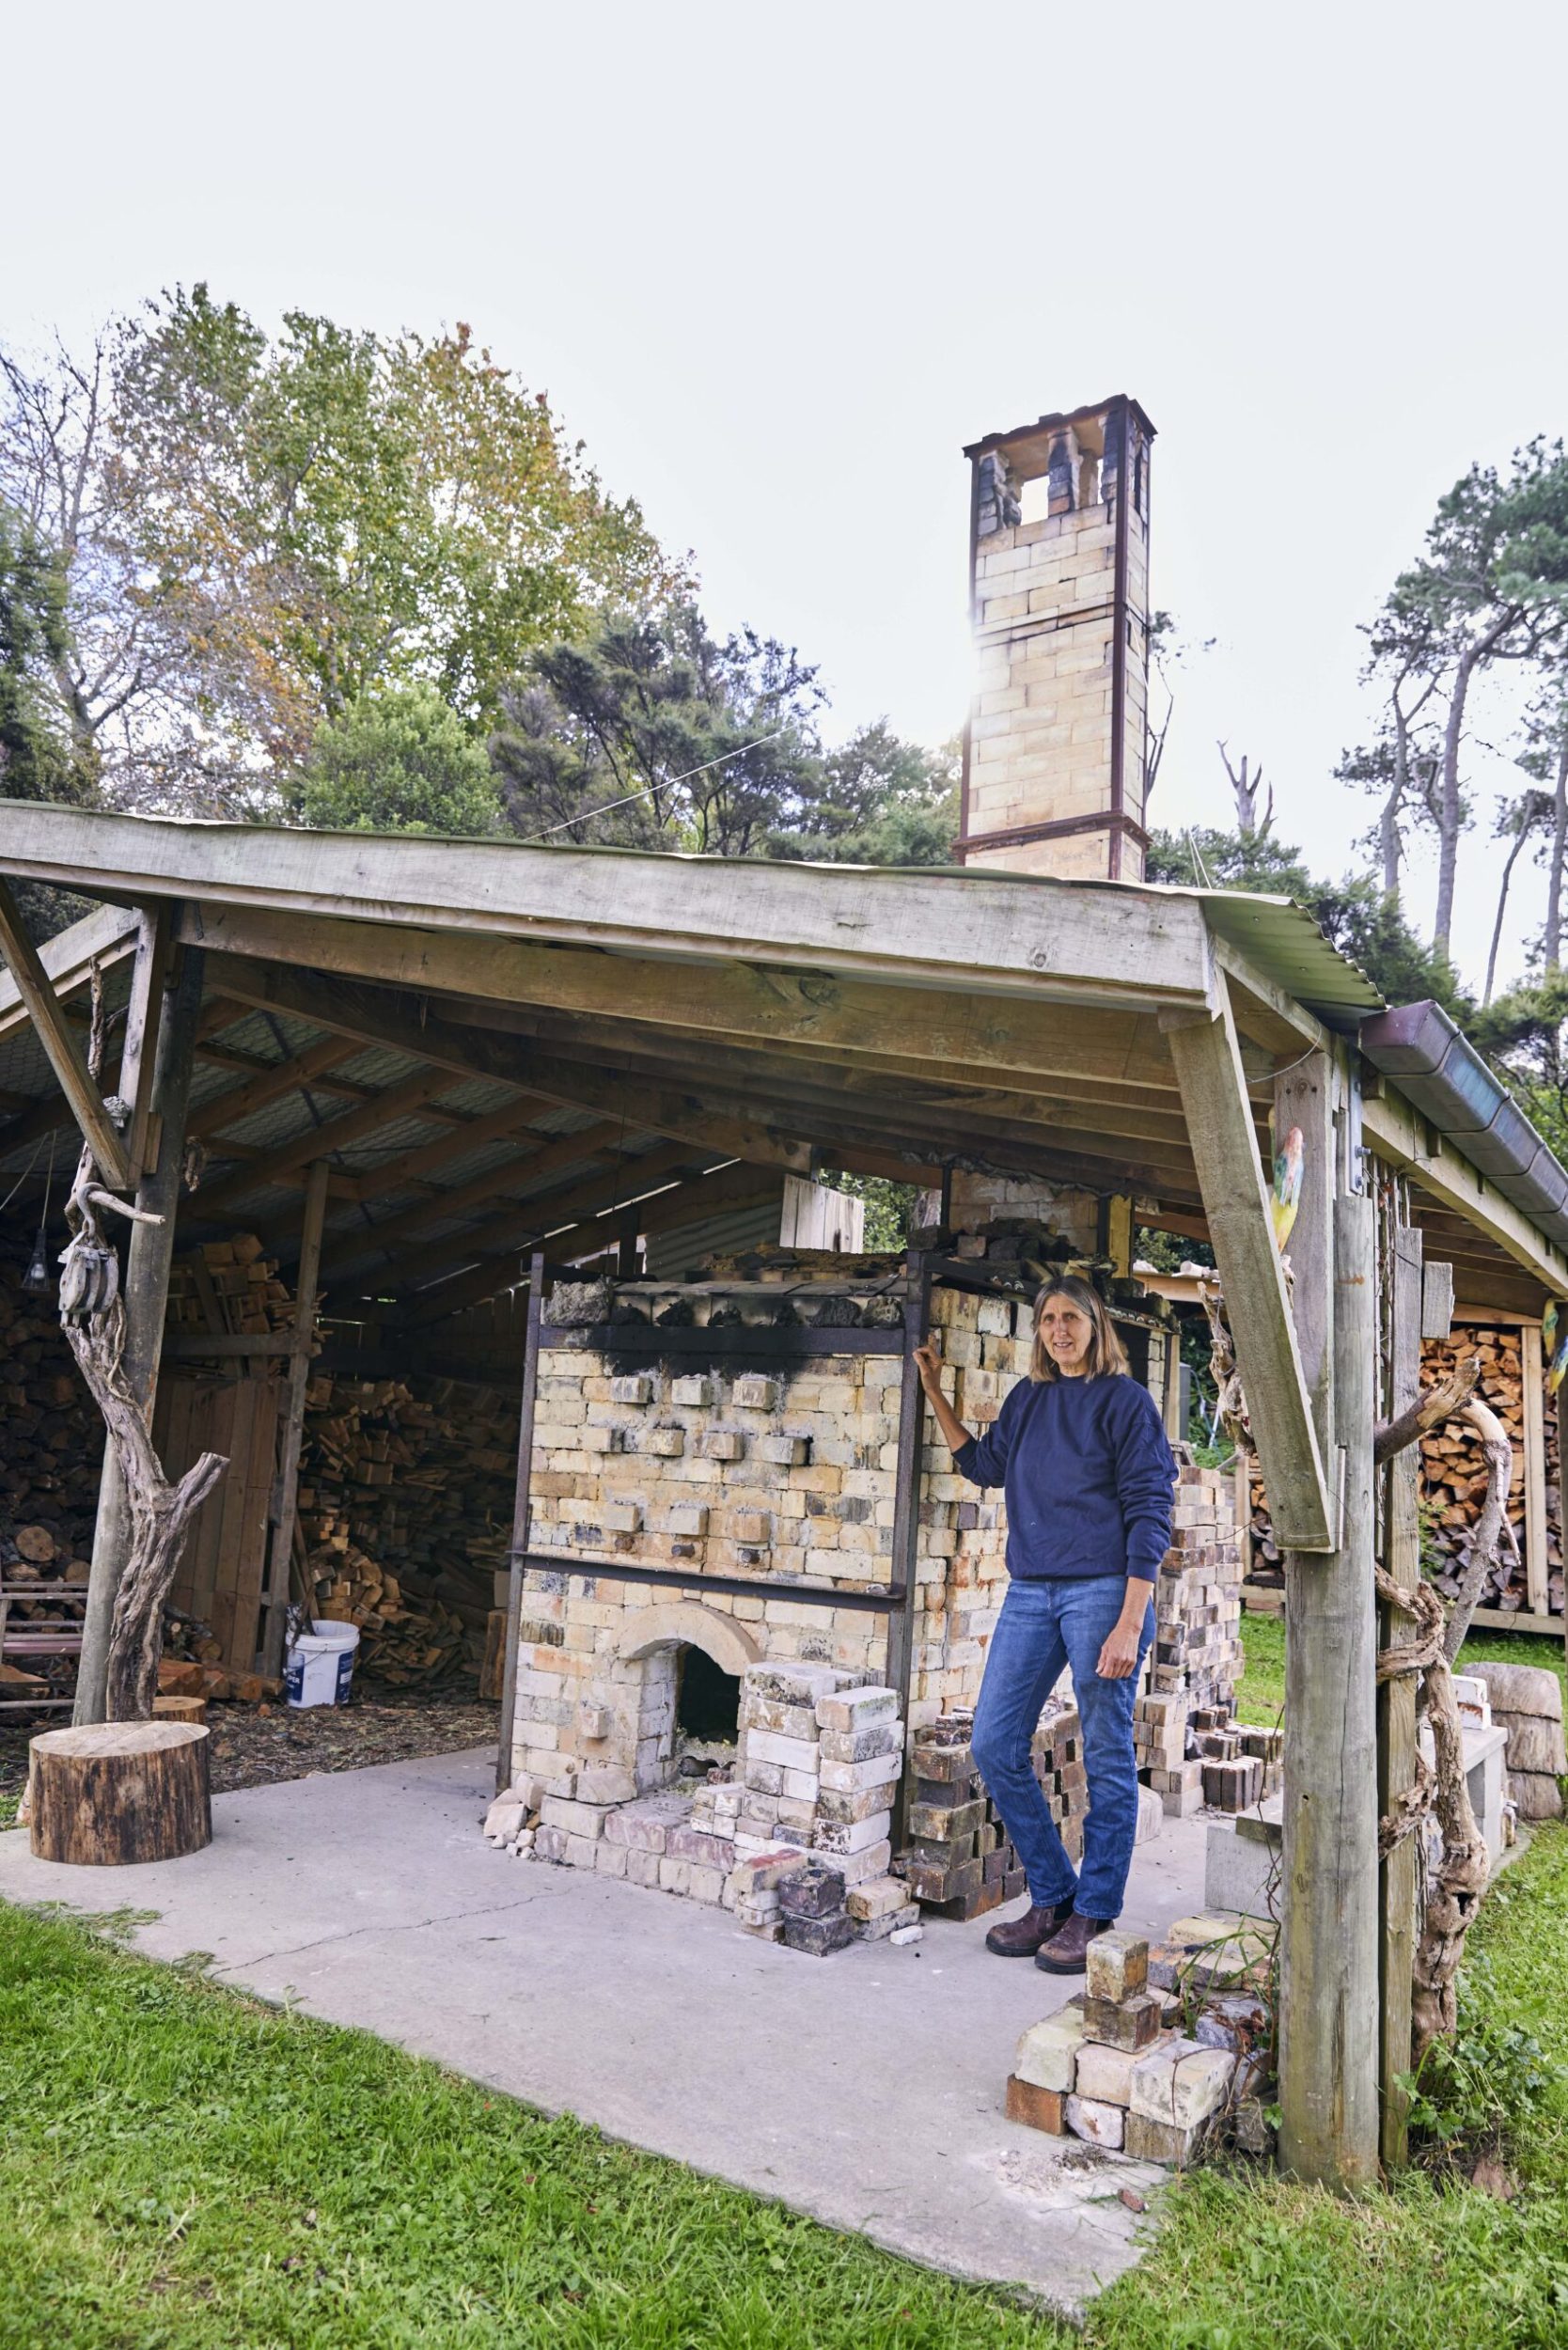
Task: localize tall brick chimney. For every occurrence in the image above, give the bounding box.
[956,396,1156,882]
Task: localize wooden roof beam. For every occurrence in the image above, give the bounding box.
[1162,979,1335,1552]
[0,876,132,1188]
[0,802,1217,1009]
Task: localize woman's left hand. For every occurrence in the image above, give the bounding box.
[1095,1615,1145,1680]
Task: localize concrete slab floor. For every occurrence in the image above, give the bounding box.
[0,1747,1212,2315]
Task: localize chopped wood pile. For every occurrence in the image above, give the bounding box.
[1245,1322,1563,1619]
[1420,1329,1561,1615]
[165,1233,296,1340]
[0,1232,100,1696]
[296,1375,517,1685]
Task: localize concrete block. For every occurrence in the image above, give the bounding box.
[1085,1931,1148,2003]
[1203,1820,1277,1919]
[666,1503,709,1538]
[624,1846,663,1888]
[577,1702,613,1742]
[643,1426,685,1456]
[483,1799,525,1843]
[758,1434,810,1466]
[781,1767,821,1803]
[565,1834,600,1870]
[688,1864,727,1904]
[658,1856,693,1896]
[670,1376,713,1407]
[1065,2094,1123,2150]
[743,1696,820,1739]
[610,1375,653,1405]
[1013,2008,1085,2094]
[533,1825,569,1862]
[705,1430,745,1461]
[781,1909,855,1956]
[603,1795,688,1852]
[745,1662,839,1705]
[817,1781,897,1826]
[666,1825,737,1871]
[731,1375,778,1410]
[597,1842,628,1878]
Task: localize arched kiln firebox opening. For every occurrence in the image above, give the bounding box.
[676,1643,741,1750]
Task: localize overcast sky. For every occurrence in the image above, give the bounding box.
[8,0,1566,995]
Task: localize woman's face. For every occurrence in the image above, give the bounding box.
[1037,1294,1095,1375]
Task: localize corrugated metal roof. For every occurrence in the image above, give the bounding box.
[1176,887,1383,1030]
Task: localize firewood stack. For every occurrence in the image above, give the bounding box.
[1419,1328,1560,1614]
[1243,1323,1564,1620]
[0,1232,102,1694]
[296,1375,518,1686]
[165,1233,297,1341]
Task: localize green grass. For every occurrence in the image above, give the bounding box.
[1236,1611,1568,1726]
[7,1831,1568,2346]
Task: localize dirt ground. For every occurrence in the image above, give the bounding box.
[0,1678,499,1811]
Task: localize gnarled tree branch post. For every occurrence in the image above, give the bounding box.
[75,938,208,1722]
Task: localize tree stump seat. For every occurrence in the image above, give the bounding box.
[28,1720,212,1865]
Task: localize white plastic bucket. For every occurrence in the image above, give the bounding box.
[285,1618,360,1709]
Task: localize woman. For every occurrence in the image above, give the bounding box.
[914,1274,1176,1974]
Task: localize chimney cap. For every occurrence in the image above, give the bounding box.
[963,394,1156,473]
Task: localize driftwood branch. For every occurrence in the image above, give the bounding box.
[1374,1353,1480,1463]
[1373,1376,1514,2063]
[1442,1399,1514,1662]
[55,966,227,1721]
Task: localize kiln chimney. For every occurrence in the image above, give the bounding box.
[956,395,1156,882]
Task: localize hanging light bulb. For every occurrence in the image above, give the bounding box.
[22,1138,54,1295]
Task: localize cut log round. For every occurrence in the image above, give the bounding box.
[27,1721,212,1865]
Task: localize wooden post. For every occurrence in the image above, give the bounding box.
[260,1158,330,1675]
[1163,989,1335,1550]
[75,944,205,1726]
[1378,1215,1423,2168]
[0,874,133,1189]
[497,1250,546,1794]
[1278,1183,1382,2188]
[118,906,175,1181]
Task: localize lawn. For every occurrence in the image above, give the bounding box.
[5,1819,1568,2349]
[1235,1611,1568,1726]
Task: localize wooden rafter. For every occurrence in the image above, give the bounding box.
[1163,979,1336,1552]
[0,875,132,1189]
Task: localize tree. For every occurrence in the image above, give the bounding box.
[294,684,503,836]
[766,723,959,866]
[1518,690,1568,969]
[491,608,829,856]
[1370,441,1568,955]
[1148,824,1473,1018]
[1482,786,1555,1006]
[1216,741,1272,838]
[0,290,686,814]
[0,502,82,803]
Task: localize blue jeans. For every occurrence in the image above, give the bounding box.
[971,1575,1153,1922]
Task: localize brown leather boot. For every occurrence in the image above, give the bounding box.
[1034,1911,1114,1973]
[984,1898,1074,1957]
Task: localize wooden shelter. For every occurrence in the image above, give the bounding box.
[3,796,1567,2186]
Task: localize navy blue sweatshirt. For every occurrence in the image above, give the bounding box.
[953,1372,1176,1584]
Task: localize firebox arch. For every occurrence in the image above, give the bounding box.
[618,1603,762,1681]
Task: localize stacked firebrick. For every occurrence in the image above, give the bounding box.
[1006,1919,1272,2163]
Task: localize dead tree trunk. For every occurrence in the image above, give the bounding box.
[56,968,227,1723]
[58,1152,227,1720]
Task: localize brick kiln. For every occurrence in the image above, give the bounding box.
[497,1224,1262,1945]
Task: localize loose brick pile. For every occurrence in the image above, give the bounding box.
[1465,1659,1566,1823]
[894,1706,1080,1920]
[1006,1918,1273,2163]
[487,1659,920,1953]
